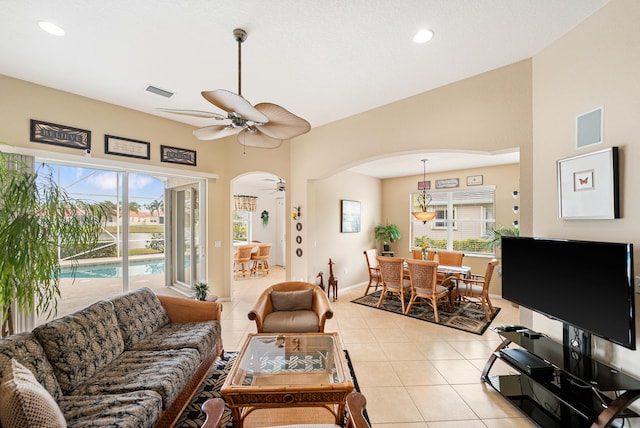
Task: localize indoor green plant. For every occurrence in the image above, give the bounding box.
[374,223,401,252]
[192,281,209,301]
[0,152,107,336]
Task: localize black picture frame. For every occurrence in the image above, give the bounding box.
[105,135,150,160]
[30,119,90,150]
[160,145,197,166]
[340,199,361,233]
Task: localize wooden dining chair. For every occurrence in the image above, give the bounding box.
[454,259,499,321]
[233,245,254,279]
[405,259,452,321]
[363,249,381,295]
[250,243,272,276]
[376,256,410,313]
[435,250,464,284]
[411,248,435,260]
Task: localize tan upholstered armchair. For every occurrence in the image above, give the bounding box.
[248,282,334,333]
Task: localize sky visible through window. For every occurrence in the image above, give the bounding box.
[40,163,165,208]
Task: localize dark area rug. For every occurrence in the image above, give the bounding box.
[351,290,500,335]
[176,350,367,427]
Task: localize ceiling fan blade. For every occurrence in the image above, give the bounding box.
[192,125,238,140]
[202,89,268,123]
[157,108,227,120]
[253,103,311,140]
[236,129,283,149]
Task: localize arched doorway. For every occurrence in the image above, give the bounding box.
[231,172,287,292]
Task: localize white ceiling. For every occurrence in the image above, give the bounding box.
[1,0,609,179]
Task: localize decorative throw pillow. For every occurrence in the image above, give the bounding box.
[0,359,67,428]
[270,289,314,311]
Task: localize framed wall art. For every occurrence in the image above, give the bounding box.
[435,178,459,189]
[340,199,361,233]
[160,145,196,166]
[466,175,483,186]
[557,146,619,219]
[105,135,150,160]
[30,119,90,150]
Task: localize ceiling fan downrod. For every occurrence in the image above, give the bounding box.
[233,28,247,97]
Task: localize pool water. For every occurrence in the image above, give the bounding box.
[60,259,165,279]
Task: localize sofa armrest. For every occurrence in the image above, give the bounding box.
[157,295,222,323]
[311,287,334,332]
[247,291,273,332]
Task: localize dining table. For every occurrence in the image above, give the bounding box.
[403,261,472,279]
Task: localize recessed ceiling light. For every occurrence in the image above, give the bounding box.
[37,21,65,36]
[413,29,434,44]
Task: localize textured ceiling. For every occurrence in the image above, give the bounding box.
[0,0,609,178]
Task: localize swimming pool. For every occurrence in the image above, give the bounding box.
[60,259,165,279]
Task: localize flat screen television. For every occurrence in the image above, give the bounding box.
[501,236,636,350]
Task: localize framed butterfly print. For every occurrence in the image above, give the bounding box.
[557,146,619,219]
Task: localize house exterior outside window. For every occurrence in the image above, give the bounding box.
[411,187,496,255]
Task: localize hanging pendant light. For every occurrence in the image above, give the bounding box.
[412,159,436,223]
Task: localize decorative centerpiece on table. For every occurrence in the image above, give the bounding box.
[421,242,429,260]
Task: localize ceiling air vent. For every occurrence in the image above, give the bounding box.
[145,85,174,98]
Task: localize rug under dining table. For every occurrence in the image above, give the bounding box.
[350,290,499,335]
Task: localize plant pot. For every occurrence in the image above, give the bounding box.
[383,244,391,252]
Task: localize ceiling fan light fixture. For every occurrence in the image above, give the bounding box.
[161,28,310,149]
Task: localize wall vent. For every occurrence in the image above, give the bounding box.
[145,85,174,98]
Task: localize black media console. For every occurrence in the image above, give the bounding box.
[482,328,640,427]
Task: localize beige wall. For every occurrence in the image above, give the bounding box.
[531,0,640,374]
[289,60,532,282]
[306,170,382,288]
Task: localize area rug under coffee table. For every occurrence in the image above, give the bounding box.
[176,350,366,427]
[351,290,500,335]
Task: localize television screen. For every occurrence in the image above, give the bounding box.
[501,236,636,350]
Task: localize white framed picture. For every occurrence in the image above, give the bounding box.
[557,147,619,219]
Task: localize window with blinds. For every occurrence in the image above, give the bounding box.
[410,186,496,255]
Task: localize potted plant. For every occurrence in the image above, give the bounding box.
[374,223,401,252]
[485,225,520,275]
[0,152,107,336]
[192,281,209,301]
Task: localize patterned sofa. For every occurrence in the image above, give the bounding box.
[0,287,223,428]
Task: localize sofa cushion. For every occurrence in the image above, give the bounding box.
[263,310,320,333]
[0,359,67,428]
[108,287,171,349]
[32,299,125,395]
[59,391,162,428]
[0,332,63,401]
[270,289,314,311]
[69,349,200,410]
[128,320,221,361]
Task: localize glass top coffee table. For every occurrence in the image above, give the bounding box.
[221,332,354,427]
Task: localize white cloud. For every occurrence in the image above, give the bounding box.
[88,171,118,190]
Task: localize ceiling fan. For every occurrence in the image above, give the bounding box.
[160,28,310,149]
[260,177,286,192]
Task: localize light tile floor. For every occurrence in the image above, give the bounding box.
[223,267,537,428]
